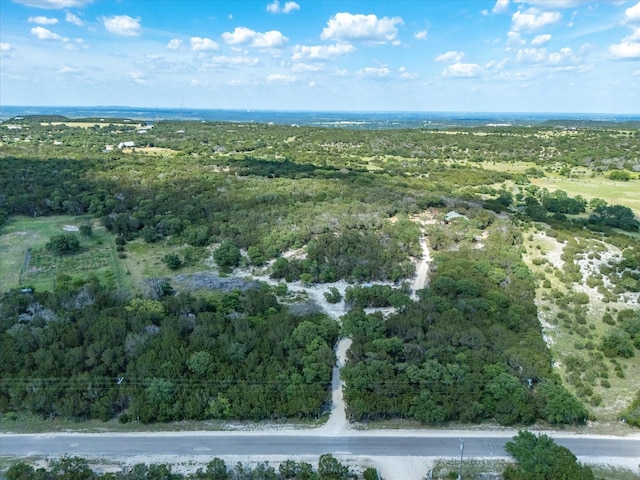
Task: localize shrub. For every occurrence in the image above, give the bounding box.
[46,233,80,255]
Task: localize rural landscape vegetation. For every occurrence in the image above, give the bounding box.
[0,114,639,479]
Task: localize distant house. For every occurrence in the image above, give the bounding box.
[445,211,469,223]
[118,141,136,149]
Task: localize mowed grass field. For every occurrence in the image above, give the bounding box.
[0,215,129,292]
[476,160,640,216]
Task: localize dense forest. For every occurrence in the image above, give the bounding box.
[0,116,638,426]
[0,279,338,422]
[341,223,587,425]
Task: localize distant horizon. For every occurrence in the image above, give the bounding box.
[2,105,639,118]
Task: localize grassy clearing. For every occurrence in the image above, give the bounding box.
[531,176,640,216]
[521,227,640,422]
[0,215,129,292]
[122,239,212,290]
[473,160,640,216]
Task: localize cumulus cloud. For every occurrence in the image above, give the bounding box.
[625,2,640,23]
[291,63,324,73]
[442,62,482,78]
[199,55,260,70]
[610,39,640,59]
[13,0,92,9]
[222,27,288,48]
[103,15,141,36]
[167,39,183,50]
[30,26,67,41]
[320,12,404,43]
[357,66,391,78]
[506,31,526,49]
[531,34,551,45]
[610,3,640,60]
[493,0,510,14]
[399,66,418,79]
[516,47,548,63]
[65,12,83,26]
[512,8,561,32]
[291,43,355,61]
[547,46,579,65]
[127,71,146,84]
[190,37,219,52]
[516,45,581,65]
[414,30,428,41]
[266,1,300,14]
[435,50,464,63]
[28,16,59,25]
[0,42,13,52]
[514,0,588,7]
[267,73,296,82]
[57,65,79,74]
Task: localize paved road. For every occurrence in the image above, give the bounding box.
[2,432,639,460]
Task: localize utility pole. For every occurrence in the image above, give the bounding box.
[458,439,464,480]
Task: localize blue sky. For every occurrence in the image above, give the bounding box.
[1,0,639,113]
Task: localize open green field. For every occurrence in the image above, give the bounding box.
[476,160,640,216]
[531,176,640,217]
[0,215,129,292]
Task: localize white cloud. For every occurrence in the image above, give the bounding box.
[493,0,510,14]
[222,27,288,48]
[517,47,548,63]
[13,0,92,9]
[30,26,67,41]
[441,62,483,78]
[399,67,418,79]
[547,46,579,65]
[625,2,640,23]
[435,50,464,63]
[610,40,640,58]
[320,12,404,43]
[531,34,551,45]
[507,30,526,48]
[127,71,146,84]
[291,43,355,61]
[267,1,300,14]
[201,55,259,68]
[414,30,428,41]
[28,16,59,25]
[514,0,588,7]
[291,63,324,73]
[267,73,296,82]
[167,39,183,50]
[65,12,83,26]
[357,66,391,78]
[516,45,581,65]
[190,37,219,52]
[512,8,561,32]
[0,42,13,52]
[103,15,141,36]
[282,2,299,13]
[57,65,79,74]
